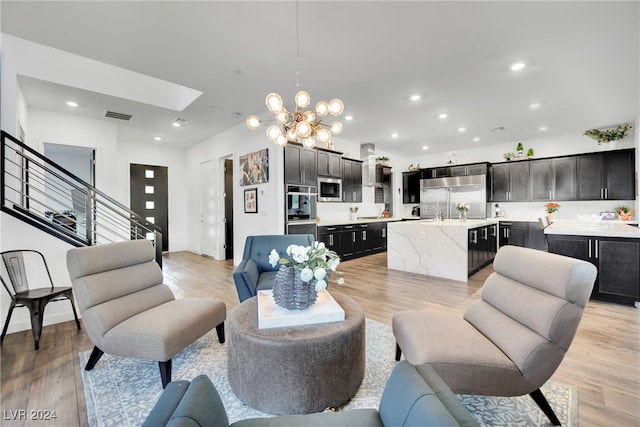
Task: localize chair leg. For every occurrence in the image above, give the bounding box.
[395,343,402,361]
[67,293,81,331]
[530,388,561,426]
[26,300,46,350]
[159,359,172,388]
[1,302,17,345]
[85,346,104,370]
[216,322,225,343]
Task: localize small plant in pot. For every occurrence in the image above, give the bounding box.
[526,148,534,158]
[516,142,524,156]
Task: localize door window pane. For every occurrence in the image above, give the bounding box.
[145,201,155,210]
[145,170,155,179]
[145,185,155,194]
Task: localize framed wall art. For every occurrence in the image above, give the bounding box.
[239,148,269,186]
[244,188,258,213]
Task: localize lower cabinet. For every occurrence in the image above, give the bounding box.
[318,222,388,261]
[498,221,546,251]
[468,223,498,275]
[547,234,640,305]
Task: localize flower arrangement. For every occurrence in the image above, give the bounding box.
[544,202,560,214]
[583,124,632,145]
[617,205,635,221]
[456,202,470,212]
[269,242,344,292]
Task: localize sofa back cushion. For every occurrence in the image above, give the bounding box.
[379,360,478,426]
[242,234,315,272]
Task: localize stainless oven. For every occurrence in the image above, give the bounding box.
[286,185,317,223]
[318,177,342,202]
[286,185,317,237]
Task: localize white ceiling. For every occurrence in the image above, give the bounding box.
[2,1,638,157]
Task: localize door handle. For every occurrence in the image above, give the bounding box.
[329,235,333,246]
[595,239,598,258]
[363,230,367,241]
[588,239,592,258]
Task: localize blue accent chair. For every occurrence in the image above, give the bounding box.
[232,234,315,302]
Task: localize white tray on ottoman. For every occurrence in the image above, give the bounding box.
[257,289,345,329]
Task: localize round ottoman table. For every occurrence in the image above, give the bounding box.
[227,292,365,415]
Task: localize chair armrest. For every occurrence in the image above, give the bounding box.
[232,259,259,302]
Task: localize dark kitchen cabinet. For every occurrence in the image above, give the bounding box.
[529,157,577,201]
[340,224,356,259]
[317,149,342,178]
[491,162,529,202]
[498,221,528,247]
[468,224,498,275]
[547,234,640,305]
[317,225,341,254]
[576,149,635,200]
[285,143,317,186]
[367,222,387,251]
[342,158,363,203]
[402,171,421,204]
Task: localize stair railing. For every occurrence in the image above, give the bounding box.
[1,131,163,265]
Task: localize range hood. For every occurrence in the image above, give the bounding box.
[360,143,376,186]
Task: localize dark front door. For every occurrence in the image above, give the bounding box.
[130,163,168,250]
[224,159,233,260]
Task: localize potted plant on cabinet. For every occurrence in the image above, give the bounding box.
[583,124,632,145]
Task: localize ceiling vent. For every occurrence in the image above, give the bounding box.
[104,110,133,121]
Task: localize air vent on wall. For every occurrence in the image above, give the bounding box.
[104,110,133,121]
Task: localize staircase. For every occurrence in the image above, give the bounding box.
[1,131,163,265]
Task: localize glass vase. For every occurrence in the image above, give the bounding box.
[459,211,467,222]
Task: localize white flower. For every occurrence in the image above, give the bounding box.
[327,258,340,271]
[313,268,326,281]
[300,267,314,282]
[335,277,345,285]
[268,249,280,267]
[269,240,344,288]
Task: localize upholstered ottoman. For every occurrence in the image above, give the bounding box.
[227,292,365,415]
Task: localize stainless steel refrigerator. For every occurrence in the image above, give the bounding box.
[419,175,487,219]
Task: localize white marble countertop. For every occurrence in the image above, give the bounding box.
[388,218,499,229]
[545,221,640,238]
[317,217,404,226]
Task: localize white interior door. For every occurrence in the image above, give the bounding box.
[200,160,217,258]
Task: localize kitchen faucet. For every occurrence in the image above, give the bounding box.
[424,197,444,221]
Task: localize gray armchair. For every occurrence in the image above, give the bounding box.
[233,234,315,302]
[393,245,597,425]
[66,239,226,388]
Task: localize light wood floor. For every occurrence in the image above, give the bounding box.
[1,251,638,426]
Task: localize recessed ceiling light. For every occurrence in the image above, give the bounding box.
[438,113,448,119]
[473,137,480,142]
[391,133,399,138]
[422,145,429,150]
[345,115,353,121]
[66,101,78,107]
[410,94,421,101]
[529,103,540,109]
[539,126,548,131]
[458,127,466,132]
[154,136,162,141]
[172,122,181,128]
[510,62,525,71]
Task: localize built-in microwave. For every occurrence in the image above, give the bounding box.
[318,177,342,202]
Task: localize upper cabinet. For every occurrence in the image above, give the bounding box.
[529,157,576,201]
[342,158,363,203]
[402,171,421,204]
[284,143,317,186]
[317,149,342,178]
[491,162,529,202]
[577,149,635,200]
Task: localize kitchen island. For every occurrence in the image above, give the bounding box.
[387,219,498,282]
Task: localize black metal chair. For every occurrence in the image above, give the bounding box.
[1,250,81,349]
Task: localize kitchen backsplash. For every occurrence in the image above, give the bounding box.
[488,200,636,221]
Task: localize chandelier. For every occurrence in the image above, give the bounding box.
[245,2,344,149]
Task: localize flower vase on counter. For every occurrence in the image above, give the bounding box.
[456,202,470,222]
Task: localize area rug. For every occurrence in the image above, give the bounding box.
[80,318,577,427]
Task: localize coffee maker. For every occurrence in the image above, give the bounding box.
[411,206,420,217]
